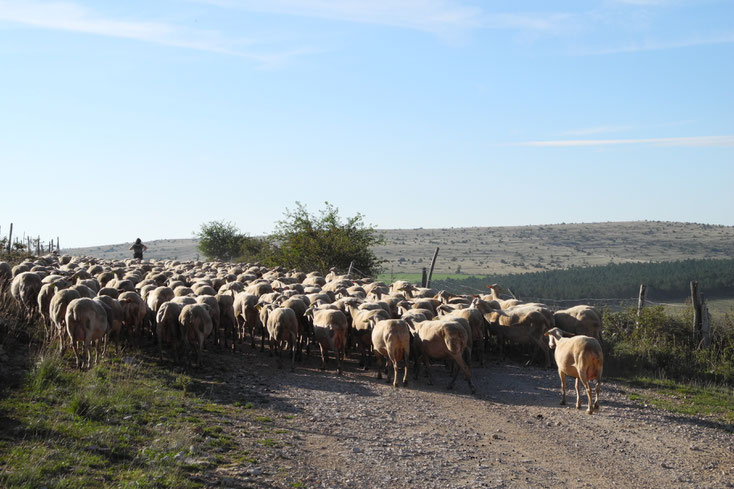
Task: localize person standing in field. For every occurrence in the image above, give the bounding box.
[130,238,148,260]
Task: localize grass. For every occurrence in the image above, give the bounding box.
[621,376,734,425]
[0,350,275,489]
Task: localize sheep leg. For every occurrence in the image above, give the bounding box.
[452,354,476,394]
[401,353,409,387]
[559,370,567,405]
[594,379,602,410]
[319,344,328,370]
[376,354,384,380]
[575,377,582,410]
[422,355,434,385]
[290,334,296,372]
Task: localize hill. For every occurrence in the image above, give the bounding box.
[62,221,734,275]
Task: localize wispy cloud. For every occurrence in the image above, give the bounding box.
[562,120,693,137]
[199,0,483,33]
[198,0,571,35]
[517,136,734,148]
[576,33,734,55]
[0,0,308,66]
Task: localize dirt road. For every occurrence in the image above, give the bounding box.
[186,349,733,489]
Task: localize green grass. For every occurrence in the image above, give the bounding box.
[621,376,734,424]
[0,351,256,489]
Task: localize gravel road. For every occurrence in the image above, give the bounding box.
[188,348,733,489]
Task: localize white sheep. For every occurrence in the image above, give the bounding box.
[545,327,604,414]
[370,318,411,388]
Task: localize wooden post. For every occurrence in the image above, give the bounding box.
[57,237,60,251]
[507,287,518,300]
[637,284,647,317]
[700,297,711,348]
[690,281,702,339]
[6,223,12,253]
[347,260,354,277]
[421,267,427,287]
[426,247,439,288]
[36,236,40,255]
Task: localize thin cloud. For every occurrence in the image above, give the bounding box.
[200,0,484,32]
[198,0,570,35]
[0,0,307,66]
[576,33,734,55]
[518,136,734,148]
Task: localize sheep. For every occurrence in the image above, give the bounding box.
[234,292,260,348]
[95,295,124,353]
[0,261,12,292]
[346,305,390,369]
[179,303,213,367]
[545,327,604,414]
[196,295,222,348]
[65,297,109,369]
[50,288,81,352]
[553,305,603,342]
[408,318,475,394]
[37,282,62,338]
[118,291,149,344]
[304,306,348,374]
[473,299,552,367]
[97,287,120,298]
[146,286,175,314]
[279,296,310,359]
[216,292,238,351]
[438,306,487,366]
[262,306,299,371]
[156,301,184,363]
[369,318,411,387]
[485,284,521,309]
[10,272,43,319]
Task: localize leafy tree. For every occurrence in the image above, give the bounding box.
[263,202,385,276]
[195,220,264,262]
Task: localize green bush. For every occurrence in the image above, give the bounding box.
[602,305,734,385]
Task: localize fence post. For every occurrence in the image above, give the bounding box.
[700,297,711,348]
[426,247,439,288]
[690,280,702,340]
[57,237,60,251]
[637,284,647,317]
[6,223,12,253]
[347,260,354,277]
[421,267,427,287]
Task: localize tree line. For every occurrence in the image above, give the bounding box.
[433,258,734,301]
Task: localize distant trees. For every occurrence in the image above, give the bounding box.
[195,221,265,262]
[195,202,385,276]
[262,202,384,276]
[433,258,734,301]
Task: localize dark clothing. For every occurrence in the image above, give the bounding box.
[131,243,144,259]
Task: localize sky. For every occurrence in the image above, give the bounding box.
[1,0,733,248]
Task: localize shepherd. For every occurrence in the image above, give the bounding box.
[129,238,148,260]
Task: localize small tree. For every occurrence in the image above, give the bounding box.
[195,220,264,262]
[264,202,384,276]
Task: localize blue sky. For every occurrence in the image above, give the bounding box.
[1,0,733,248]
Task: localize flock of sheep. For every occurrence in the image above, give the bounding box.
[0,254,605,414]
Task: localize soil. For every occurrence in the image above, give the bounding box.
[183,347,734,489]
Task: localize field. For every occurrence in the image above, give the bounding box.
[63,221,734,277]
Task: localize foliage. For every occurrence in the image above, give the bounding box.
[433,258,734,301]
[261,202,385,276]
[194,220,265,262]
[602,305,734,385]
